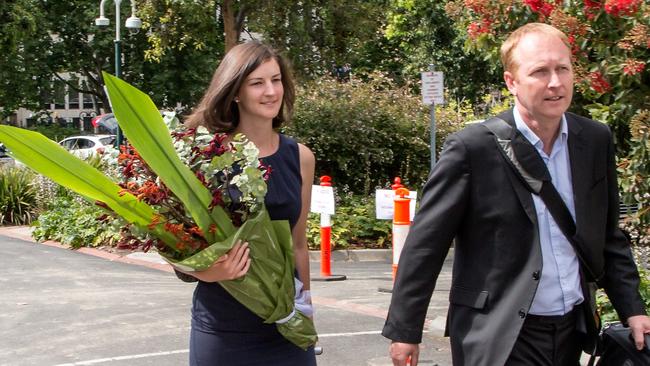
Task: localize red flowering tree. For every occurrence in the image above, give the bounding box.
[445,0,649,148]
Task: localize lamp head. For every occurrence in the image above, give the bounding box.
[95,16,110,26]
[125,16,142,29]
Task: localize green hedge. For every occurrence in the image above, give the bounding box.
[285,73,471,195]
[306,194,391,250]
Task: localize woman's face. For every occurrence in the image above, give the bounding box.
[236,59,284,123]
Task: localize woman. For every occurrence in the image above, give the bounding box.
[179,41,317,365]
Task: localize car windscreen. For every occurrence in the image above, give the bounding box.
[100,136,116,146]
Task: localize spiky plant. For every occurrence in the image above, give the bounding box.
[0,166,38,225]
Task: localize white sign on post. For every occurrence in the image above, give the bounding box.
[421,71,445,105]
[375,189,418,221]
[310,185,335,215]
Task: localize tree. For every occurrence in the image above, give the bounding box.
[0,0,49,119]
[381,0,502,107]
[248,1,390,79]
[445,0,650,149]
[140,1,391,80]
[1,0,225,120]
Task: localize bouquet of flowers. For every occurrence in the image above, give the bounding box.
[0,72,317,350]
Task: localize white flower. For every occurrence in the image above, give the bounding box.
[162,111,180,130]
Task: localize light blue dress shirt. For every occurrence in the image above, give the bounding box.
[513,108,584,316]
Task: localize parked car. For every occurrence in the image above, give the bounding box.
[58,134,116,158]
[0,143,25,167]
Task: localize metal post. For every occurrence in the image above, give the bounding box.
[312,175,346,282]
[114,0,124,146]
[429,64,436,170]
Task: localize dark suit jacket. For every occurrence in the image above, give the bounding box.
[382,109,647,366]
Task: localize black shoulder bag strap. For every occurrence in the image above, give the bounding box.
[482,117,600,282]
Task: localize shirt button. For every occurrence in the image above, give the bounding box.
[532,271,540,280]
[518,309,526,318]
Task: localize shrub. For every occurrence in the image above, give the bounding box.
[30,152,124,248]
[285,73,470,195]
[31,196,122,249]
[597,249,650,323]
[618,110,650,247]
[27,124,81,142]
[307,194,392,250]
[0,166,38,225]
[445,0,650,149]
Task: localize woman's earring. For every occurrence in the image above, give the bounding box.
[234,98,240,103]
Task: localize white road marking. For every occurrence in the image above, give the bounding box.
[53,349,188,365]
[318,330,382,337]
[52,330,406,365]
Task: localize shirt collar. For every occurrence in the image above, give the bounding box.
[513,108,568,151]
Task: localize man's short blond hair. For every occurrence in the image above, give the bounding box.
[500,23,571,73]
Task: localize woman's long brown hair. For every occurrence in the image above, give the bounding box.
[185,41,295,132]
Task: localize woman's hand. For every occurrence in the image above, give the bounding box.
[175,241,251,282]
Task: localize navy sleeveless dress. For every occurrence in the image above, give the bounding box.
[189,134,317,366]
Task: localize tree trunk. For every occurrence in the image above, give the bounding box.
[222,0,238,52]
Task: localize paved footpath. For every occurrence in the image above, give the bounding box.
[0,226,453,366]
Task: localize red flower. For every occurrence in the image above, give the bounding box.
[259,161,272,181]
[584,0,602,8]
[136,180,168,205]
[622,59,645,76]
[604,0,641,17]
[188,226,204,237]
[589,71,611,94]
[524,0,558,17]
[465,0,488,14]
[164,222,184,236]
[467,18,492,39]
[209,190,223,209]
[583,0,602,19]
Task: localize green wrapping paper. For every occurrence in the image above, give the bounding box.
[164,208,318,350]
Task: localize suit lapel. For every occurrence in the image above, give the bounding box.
[567,113,587,226]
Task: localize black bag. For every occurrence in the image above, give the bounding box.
[592,322,650,366]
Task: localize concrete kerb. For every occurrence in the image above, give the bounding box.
[308,249,392,262]
[0,225,393,265]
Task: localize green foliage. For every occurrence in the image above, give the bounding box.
[32,197,121,248]
[306,195,391,250]
[0,166,38,225]
[27,124,81,142]
[1,0,224,119]
[445,0,650,150]
[382,0,502,104]
[0,0,50,118]
[285,74,469,195]
[597,262,650,323]
[618,110,650,246]
[29,146,127,249]
[249,0,390,79]
[139,0,224,63]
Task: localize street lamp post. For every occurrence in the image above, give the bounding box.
[95,0,141,146]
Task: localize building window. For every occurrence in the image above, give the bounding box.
[82,92,94,109]
[41,84,52,110]
[54,80,66,109]
[69,89,80,110]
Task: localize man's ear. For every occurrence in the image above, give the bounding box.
[504,71,517,96]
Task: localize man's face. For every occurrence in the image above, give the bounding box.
[504,32,574,126]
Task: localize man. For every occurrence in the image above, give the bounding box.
[382,23,650,366]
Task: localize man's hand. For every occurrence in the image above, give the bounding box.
[389,342,419,366]
[627,315,650,350]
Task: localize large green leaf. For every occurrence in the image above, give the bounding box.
[0,126,178,249]
[103,72,235,242]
